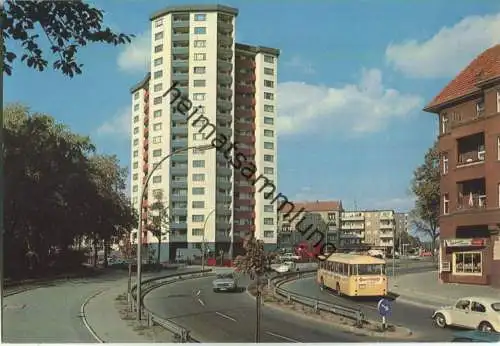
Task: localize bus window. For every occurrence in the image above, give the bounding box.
[350,264,357,275]
[358,264,383,275]
[381,264,386,275]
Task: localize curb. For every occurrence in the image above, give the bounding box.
[81,289,107,343]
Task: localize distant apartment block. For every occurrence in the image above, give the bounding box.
[340,211,365,247]
[277,201,343,250]
[424,44,500,287]
[128,4,280,260]
[362,210,396,250]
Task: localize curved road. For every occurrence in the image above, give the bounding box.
[281,273,455,341]
[144,275,396,343]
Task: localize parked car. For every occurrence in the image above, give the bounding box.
[212,273,238,292]
[432,297,500,332]
[451,330,500,342]
[274,261,298,273]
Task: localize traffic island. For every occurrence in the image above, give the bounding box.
[247,284,416,340]
[114,293,177,342]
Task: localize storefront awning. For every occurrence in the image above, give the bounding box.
[444,238,485,248]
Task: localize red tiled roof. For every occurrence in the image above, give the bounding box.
[424,44,500,111]
[292,200,342,212]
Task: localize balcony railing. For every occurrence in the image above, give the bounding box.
[457,194,487,210]
[457,150,485,166]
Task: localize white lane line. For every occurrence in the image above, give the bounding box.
[265,331,299,343]
[197,298,205,306]
[215,311,237,322]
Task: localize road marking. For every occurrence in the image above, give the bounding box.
[265,331,299,342]
[197,298,205,306]
[196,289,201,297]
[215,311,237,322]
[80,289,106,343]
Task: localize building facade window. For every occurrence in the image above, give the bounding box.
[264,167,274,174]
[264,142,274,150]
[264,55,274,63]
[154,70,163,79]
[133,150,138,157]
[194,53,206,61]
[192,228,203,236]
[264,205,274,212]
[193,93,206,101]
[264,67,274,75]
[192,201,205,208]
[441,113,448,134]
[264,80,274,88]
[497,136,500,161]
[264,218,274,225]
[133,139,139,146]
[443,193,449,215]
[193,160,205,168]
[133,173,138,180]
[153,149,162,157]
[155,19,163,27]
[133,127,139,134]
[192,187,205,195]
[194,66,206,74]
[133,162,138,169]
[264,231,274,238]
[154,110,162,118]
[193,80,206,87]
[152,176,161,184]
[264,105,274,112]
[194,27,206,34]
[134,92,139,100]
[264,117,274,125]
[192,173,205,181]
[153,123,162,131]
[154,44,163,53]
[453,252,482,274]
[154,57,163,66]
[442,153,448,175]
[152,136,161,144]
[194,40,206,48]
[194,13,206,21]
[497,90,500,113]
[192,215,204,222]
[153,96,162,105]
[154,83,162,92]
[264,155,274,162]
[134,104,139,111]
[264,92,274,100]
[154,32,163,40]
[264,129,274,137]
[476,100,485,116]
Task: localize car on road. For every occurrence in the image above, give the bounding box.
[212,272,238,292]
[274,261,298,273]
[432,296,500,332]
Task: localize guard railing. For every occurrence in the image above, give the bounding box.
[269,270,366,328]
[130,269,214,342]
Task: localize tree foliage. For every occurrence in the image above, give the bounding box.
[2,0,134,77]
[4,103,137,279]
[234,234,268,280]
[410,141,440,250]
[147,191,171,265]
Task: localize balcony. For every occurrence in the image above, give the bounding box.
[380,223,394,230]
[217,86,232,98]
[238,147,255,156]
[234,224,255,232]
[340,232,364,239]
[236,84,255,94]
[172,113,187,121]
[457,178,487,211]
[170,195,187,202]
[218,21,233,33]
[341,223,364,230]
[170,166,187,175]
[171,153,188,163]
[218,34,233,45]
[218,126,232,137]
[172,33,189,41]
[236,122,253,132]
[379,212,393,221]
[457,132,485,167]
[171,180,187,189]
[172,138,188,147]
[172,20,189,29]
[342,213,365,221]
[236,185,255,194]
[218,46,233,59]
[172,59,188,68]
[235,109,255,118]
[172,72,189,82]
[237,59,256,69]
[172,126,188,135]
[239,73,256,82]
[235,96,255,106]
[234,199,255,207]
[171,208,187,217]
[217,112,232,122]
[217,59,232,73]
[379,231,393,239]
[218,72,232,84]
[172,46,189,55]
[217,180,232,189]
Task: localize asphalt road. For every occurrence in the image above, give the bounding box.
[144,275,383,343]
[280,266,455,342]
[2,267,200,343]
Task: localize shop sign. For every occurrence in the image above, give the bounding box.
[444,238,485,247]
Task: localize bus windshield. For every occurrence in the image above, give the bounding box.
[357,264,385,275]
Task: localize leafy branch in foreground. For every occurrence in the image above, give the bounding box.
[2,0,134,77]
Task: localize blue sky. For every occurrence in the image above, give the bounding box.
[5,0,500,213]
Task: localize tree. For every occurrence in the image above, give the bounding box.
[410,141,440,257]
[2,0,133,77]
[234,234,267,343]
[4,103,137,278]
[148,191,171,266]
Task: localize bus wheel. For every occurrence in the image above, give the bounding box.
[336,283,341,296]
[320,277,325,291]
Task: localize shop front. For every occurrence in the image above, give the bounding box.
[439,237,491,285]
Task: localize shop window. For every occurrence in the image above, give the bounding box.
[453,251,482,275]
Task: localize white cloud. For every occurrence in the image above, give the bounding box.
[277,68,423,136]
[385,12,500,78]
[117,31,151,73]
[96,107,131,138]
[284,56,316,75]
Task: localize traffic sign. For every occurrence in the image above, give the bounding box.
[377,298,392,317]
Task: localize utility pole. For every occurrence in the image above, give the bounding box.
[201,208,216,271]
[0,4,5,339]
[255,274,261,343]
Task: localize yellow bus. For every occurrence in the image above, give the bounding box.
[317,253,387,297]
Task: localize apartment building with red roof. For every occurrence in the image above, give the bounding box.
[424,44,500,287]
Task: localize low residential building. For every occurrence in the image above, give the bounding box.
[395,212,409,252]
[362,210,396,252]
[340,211,365,247]
[423,44,500,287]
[277,200,343,250]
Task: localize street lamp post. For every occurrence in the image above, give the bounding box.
[201,208,216,272]
[136,144,214,321]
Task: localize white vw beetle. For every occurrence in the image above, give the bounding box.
[432,296,500,332]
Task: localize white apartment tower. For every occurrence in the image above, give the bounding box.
[129,4,280,261]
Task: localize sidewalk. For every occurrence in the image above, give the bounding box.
[389,271,500,308]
